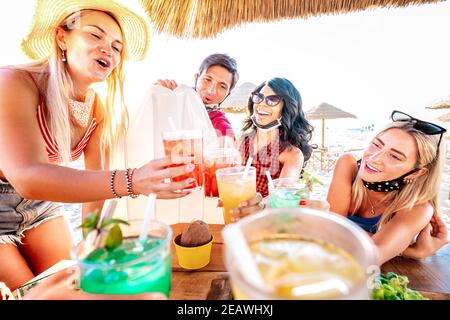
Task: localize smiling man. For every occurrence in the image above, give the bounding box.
[156,53,239,142]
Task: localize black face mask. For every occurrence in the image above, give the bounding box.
[357,160,418,192]
[251,114,282,132]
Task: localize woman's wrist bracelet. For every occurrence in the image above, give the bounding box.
[110,170,121,199]
[125,168,139,198]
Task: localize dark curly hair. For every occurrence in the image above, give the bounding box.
[242,77,314,162]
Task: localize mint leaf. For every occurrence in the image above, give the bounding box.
[100,218,130,229]
[105,224,123,251]
[78,210,99,229]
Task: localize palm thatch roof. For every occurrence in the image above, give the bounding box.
[140,0,443,38]
[305,102,357,120]
[220,82,257,114]
[427,96,450,110]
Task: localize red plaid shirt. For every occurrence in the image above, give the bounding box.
[239,131,286,197]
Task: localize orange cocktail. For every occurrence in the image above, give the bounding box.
[204,148,239,197]
[163,130,203,191]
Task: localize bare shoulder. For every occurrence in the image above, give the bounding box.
[0,68,39,105]
[395,202,434,222]
[334,153,358,174]
[280,146,304,163]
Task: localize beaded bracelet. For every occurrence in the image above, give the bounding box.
[125,168,139,198]
[110,170,121,199]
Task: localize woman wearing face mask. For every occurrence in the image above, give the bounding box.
[0,0,194,291]
[327,110,448,264]
[228,78,314,219]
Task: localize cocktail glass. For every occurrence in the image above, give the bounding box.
[216,166,256,224]
[162,129,203,191]
[204,148,240,198]
[269,177,310,208]
[223,207,378,299]
[73,219,172,296]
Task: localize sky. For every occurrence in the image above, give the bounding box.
[1,0,449,133]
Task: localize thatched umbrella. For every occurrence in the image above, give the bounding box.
[305,102,357,148]
[427,96,450,110]
[140,0,443,39]
[220,82,256,114]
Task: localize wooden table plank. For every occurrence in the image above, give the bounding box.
[381,245,450,295]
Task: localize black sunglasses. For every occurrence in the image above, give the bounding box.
[251,92,282,107]
[391,110,447,156]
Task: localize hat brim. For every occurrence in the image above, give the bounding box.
[21,0,150,61]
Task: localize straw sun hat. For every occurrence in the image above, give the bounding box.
[21,0,150,61]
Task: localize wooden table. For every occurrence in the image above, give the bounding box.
[170,223,450,300]
[382,244,450,300]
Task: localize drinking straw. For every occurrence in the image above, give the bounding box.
[242,156,253,179]
[168,117,177,131]
[266,171,274,190]
[97,199,118,228]
[222,224,266,290]
[139,193,156,241]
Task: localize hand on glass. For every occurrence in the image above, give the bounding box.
[154,79,178,90]
[298,199,331,211]
[133,156,195,199]
[218,193,264,222]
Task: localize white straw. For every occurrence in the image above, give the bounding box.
[222,224,266,290]
[243,156,253,179]
[168,117,177,131]
[266,171,274,190]
[97,199,118,228]
[139,193,156,241]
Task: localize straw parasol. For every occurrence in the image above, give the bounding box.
[140,0,443,39]
[220,82,257,114]
[305,102,357,148]
[427,96,450,110]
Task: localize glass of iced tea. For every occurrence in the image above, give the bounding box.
[204,148,240,198]
[223,207,378,299]
[216,166,256,224]
[162,129,203,191]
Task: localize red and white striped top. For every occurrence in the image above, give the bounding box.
[26,71,97,163]
[37,100,97,162]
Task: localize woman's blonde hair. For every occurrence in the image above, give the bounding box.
[16,9,128,165]
[350,121,443,229]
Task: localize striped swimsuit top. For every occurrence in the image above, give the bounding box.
[27,72,97,163]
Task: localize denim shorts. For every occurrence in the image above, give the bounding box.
[0,179,64,245]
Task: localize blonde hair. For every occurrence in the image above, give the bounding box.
[350,122,443,229]
[15,10,128,165]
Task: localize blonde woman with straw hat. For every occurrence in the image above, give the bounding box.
[0,0,194,291]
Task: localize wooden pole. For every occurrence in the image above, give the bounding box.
[321,118,325,148]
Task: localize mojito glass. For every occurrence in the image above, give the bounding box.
[73,219,172,296]
[269,178,310,208]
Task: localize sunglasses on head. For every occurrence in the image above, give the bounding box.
[251,92,282,107]
[391,110,447,156]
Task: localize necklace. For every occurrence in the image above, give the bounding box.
[366,194,379,216]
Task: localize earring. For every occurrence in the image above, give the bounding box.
[61,50,67,62]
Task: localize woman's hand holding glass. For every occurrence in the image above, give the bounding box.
[133,156,195,199]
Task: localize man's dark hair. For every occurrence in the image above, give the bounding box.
[196,53,239,90]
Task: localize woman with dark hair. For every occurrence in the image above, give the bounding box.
[238,77,314,198]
